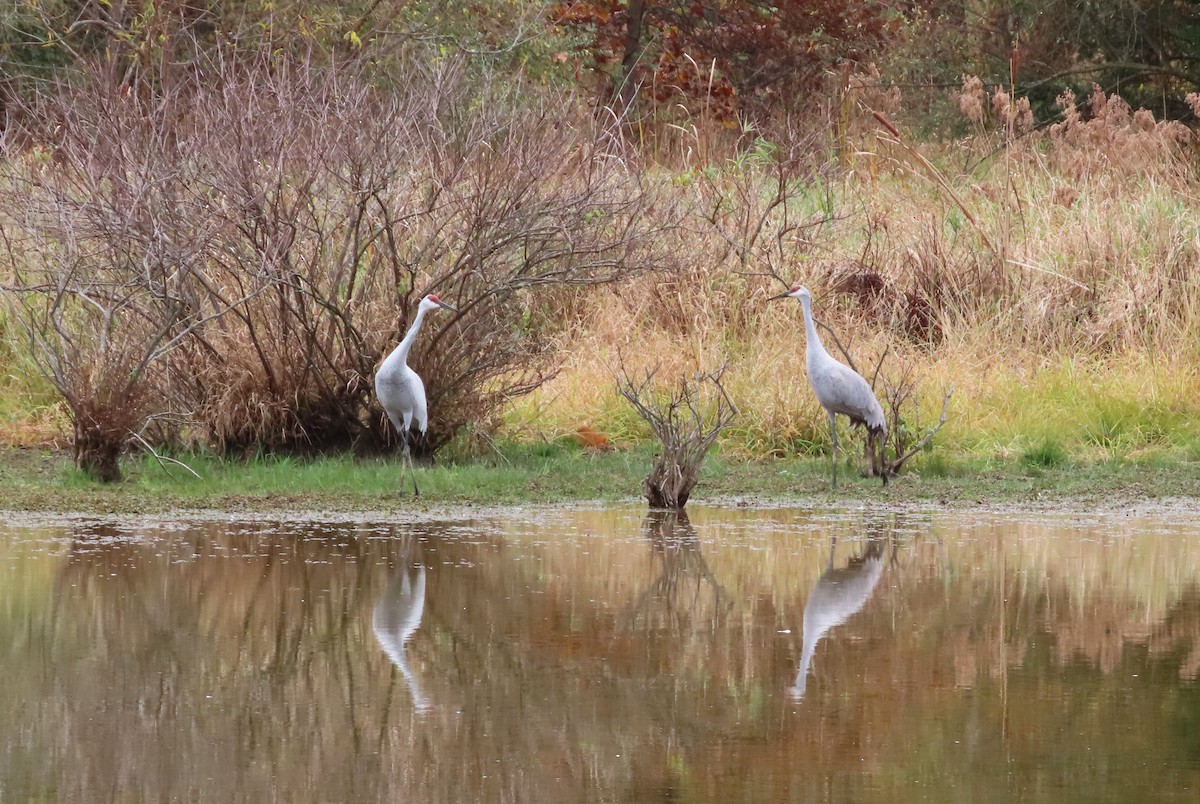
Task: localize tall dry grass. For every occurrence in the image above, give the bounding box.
[511,78,1200,466]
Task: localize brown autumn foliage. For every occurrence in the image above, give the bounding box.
[550,0,896,123]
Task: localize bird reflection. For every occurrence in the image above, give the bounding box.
[372,553,431,712]
[790,533,888,700]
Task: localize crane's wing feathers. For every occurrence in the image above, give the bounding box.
[809,356,887,433]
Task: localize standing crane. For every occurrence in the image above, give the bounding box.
[770,284,886,488]
[375,293,457,496]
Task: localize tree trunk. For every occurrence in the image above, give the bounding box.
[644,453,695,510]
[616,0,648,115]
[74,418,123,483]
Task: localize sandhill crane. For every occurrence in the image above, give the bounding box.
[770,284,886,488]
[375,293,457,496]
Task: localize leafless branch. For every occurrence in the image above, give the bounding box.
[885,388,954,476]
[127,430,202,479]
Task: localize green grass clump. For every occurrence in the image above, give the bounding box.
[915,452,960,478]
[1021,439,1069,469]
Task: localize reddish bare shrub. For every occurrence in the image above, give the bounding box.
[177,55,679,456]
[2,34,682,469]
[0,56,231,480]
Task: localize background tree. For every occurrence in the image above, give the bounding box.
[886,0,1200,128]
[550,0,897,122]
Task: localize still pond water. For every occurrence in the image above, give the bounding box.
[2,503,1200,802]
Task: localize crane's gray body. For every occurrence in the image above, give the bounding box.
[376,298,441,438]
[795,287,885,434]
[375,347,428,437]
[792,285,888,434]
[804,335,886,433]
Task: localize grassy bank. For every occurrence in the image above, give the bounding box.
[3,441,1200,515]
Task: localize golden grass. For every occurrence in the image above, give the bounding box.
[508,86,1200,464]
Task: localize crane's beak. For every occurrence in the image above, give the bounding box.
[768,290,792,301]
[436,300,458,313]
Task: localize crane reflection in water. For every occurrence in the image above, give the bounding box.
[790,524,894,700]
[372,537,432,712]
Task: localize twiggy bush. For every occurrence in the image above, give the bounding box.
[185,55,678,456]
[0,59,231,480]
[1,41,681,466]
[174,53,440,454]
[616,363,737,509]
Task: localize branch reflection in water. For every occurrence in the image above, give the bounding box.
[372,535,432,713]
[631,510,733,630]
[791,522,894,700]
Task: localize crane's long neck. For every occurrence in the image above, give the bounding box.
[793,628,819,698]
[386,304,431,368]
[799,295,825,357]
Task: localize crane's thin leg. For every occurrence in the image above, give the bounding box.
[873,429,888,486]
[828,410,838,490]
[397,431,409,496]
[401,430,420,498]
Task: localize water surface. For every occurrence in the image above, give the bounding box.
[3,504,1200,802]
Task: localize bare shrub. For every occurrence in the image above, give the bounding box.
[616,362,737,509]
[875,360,953,478]
[662,145,839,338]
[1,29,681,467]
[0,59,234,480]
[170,53,422,454]
[175,54,678,457]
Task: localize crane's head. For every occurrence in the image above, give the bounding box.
[768,283,810,302]
[418,294,458,314]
